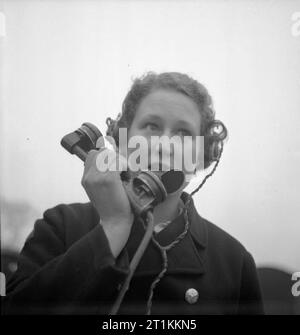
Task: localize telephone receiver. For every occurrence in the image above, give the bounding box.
[61,122,185,218]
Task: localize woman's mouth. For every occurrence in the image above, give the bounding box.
[148,161,172,172]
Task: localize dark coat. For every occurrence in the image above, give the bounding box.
[3,192,264,315]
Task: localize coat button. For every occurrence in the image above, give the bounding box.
[185,288,199,304]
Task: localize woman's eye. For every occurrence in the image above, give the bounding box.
[145,123,159,131]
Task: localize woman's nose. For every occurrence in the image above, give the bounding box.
[150,130,175,161]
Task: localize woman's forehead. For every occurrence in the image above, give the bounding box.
[135,89,201,126]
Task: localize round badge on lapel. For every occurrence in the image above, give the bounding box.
[185,288,199,304]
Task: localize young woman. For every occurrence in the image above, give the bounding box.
[3,72,264,315]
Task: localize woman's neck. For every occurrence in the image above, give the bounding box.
[152,192,183,226]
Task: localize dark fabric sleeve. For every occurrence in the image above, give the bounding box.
[2,205,129,315]
[237,251,265,315]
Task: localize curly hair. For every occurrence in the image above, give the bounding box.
[106,72,227,169]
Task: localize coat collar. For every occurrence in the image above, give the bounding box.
[122,192,208,277]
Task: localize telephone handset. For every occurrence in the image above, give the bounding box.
[61,122,185,219]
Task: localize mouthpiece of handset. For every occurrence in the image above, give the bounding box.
[124,169,185,216]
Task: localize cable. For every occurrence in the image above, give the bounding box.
[145,203,191,315]
[181,143,224,215]
[109,210,155,315]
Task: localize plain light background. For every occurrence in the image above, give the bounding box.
[1,0,300,274]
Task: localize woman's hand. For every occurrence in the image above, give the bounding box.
[81,148,134,257]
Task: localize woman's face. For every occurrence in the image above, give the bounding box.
[120,89,202,190]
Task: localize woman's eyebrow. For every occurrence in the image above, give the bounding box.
[176,119,198,133]
[141,114,162,122]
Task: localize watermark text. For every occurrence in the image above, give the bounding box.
[0,272,6,297]
[292,272,300,297]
